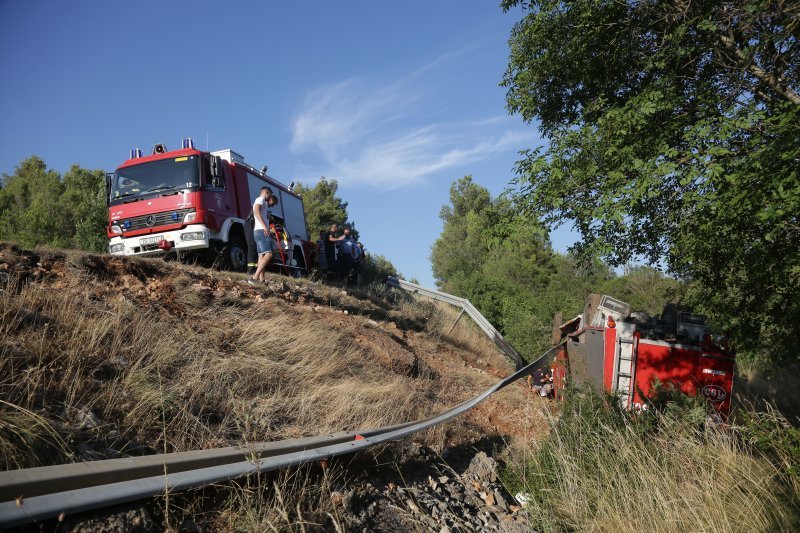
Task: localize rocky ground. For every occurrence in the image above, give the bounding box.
[334,442,533,532]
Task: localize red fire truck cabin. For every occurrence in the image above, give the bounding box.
[554,295,735,418]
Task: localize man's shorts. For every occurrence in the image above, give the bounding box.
[253,230,275,254]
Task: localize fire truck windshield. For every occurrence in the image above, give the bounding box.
[110,155,200,205]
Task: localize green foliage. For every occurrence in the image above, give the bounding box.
[294,178,358,240]
[597,265,683,316]
[502,1,800,364]
[431,176,679,359]
[361,252,399,284]
[0,156,107,252]
[739,406,800,478]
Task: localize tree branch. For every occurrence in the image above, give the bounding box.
[718,31,800,105]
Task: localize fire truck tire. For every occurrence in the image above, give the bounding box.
[223,235,248,272]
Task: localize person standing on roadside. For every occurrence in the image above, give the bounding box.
[352,240,364,286]
[245,187,272,276]
[325,223,344,276]
[250,187,279,284]
[339,227,354,283]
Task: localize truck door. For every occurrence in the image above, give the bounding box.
[201,155,237,230]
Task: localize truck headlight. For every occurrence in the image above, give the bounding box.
[181,231,206,241]
[110,225,122,235]
[183,211,197,223]
[109,243,124,253]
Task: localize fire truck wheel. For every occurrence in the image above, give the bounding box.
[224,236,248,272]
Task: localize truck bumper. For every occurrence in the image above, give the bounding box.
[108,224,210,257]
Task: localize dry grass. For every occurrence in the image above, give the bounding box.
[0,280,439,467]
[0,244,534,529]
[503,389,800,532]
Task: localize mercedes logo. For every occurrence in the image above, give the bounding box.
[145,215,156,227]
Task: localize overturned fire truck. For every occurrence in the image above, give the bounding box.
[553,295,736,418]
[105,139,313,274]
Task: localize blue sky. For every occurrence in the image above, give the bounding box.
[0,1,577,286]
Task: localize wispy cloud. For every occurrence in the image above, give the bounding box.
[289,50,536,189]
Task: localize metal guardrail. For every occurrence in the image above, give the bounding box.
[385,277,524,369]
[0,281,553,528]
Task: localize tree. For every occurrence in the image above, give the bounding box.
[431,176,599,358]
[502,0,800,363]
[294,177,357,239]
[0,156,108,252]
[361,252,399,284]
[61,165,108,251]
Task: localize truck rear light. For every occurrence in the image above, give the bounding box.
[110,225,122,235]
[109,243,124,253]
[183,211,197,223]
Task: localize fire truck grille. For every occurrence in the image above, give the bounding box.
[123,209,195,232]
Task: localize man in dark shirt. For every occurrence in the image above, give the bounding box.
[325,223,344,276]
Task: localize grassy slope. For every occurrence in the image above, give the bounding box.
[0,242,537,472]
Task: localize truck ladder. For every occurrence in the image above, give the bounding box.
[613,336,637,409]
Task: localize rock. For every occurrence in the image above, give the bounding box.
[342,490,357,512]
[66,504,155,532]
[69,407,102,431]
[438,476,450,484]
[494,489,509,512]
[466,452,498,483]
[331,491,343,505]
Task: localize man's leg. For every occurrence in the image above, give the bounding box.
[258,252,272,281]
[254,252,268,281]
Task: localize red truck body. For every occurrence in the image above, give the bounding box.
[106,142,313,273]
[555,296,735,418]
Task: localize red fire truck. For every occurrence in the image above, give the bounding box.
[105,139,313,273]
[553,295,736,418]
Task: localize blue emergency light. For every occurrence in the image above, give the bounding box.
[123,220,131,229]
[129,148,143,159]
[182,138,195,149]
[171,212,179,221]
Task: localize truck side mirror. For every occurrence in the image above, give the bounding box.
[209,155,224,188]
[105,173,113,205]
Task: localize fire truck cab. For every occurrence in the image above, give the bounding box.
[106,140,313,274]
[554,295,736,418]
